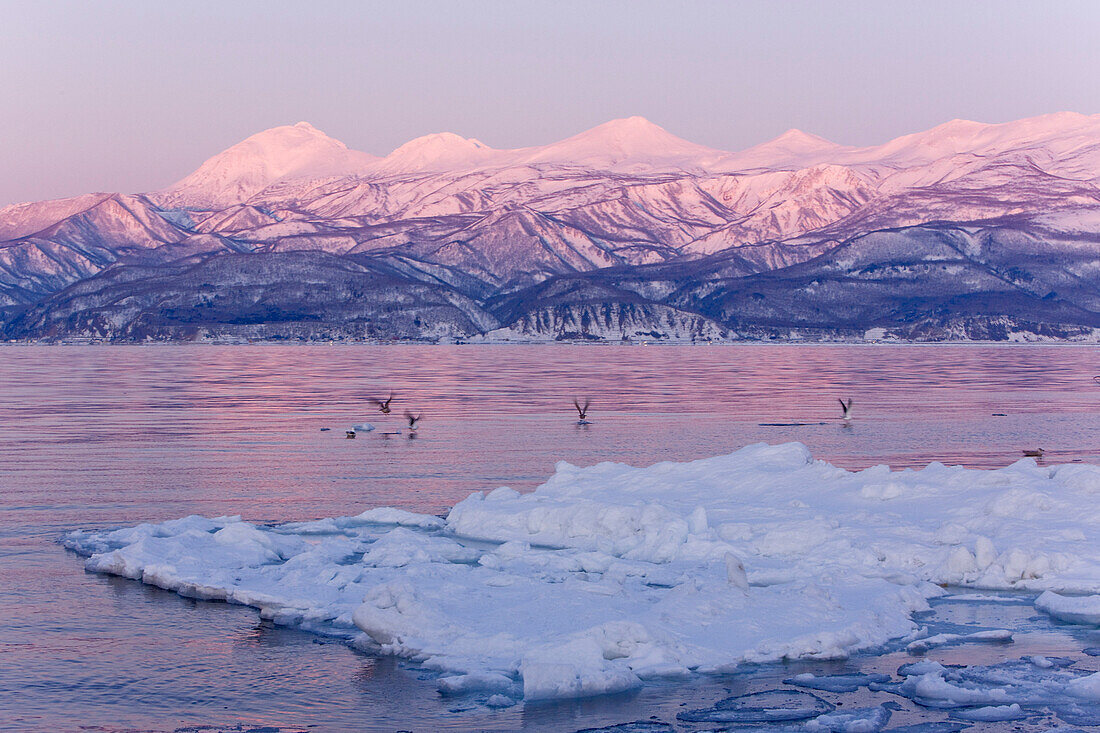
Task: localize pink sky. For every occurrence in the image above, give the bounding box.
[2,0,1098,206]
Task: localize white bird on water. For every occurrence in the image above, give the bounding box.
[838,398,854,422]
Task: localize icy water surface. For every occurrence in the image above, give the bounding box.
[2,343,1100,732]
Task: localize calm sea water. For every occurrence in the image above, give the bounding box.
[2,344,1099,732]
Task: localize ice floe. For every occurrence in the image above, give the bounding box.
[874,657,1100,724]
[62,442,1100,703]
[1036,590,1100,625]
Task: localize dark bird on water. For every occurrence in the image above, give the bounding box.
[1022,448,1045,458]
[374,393,395,414]
[838,398,854,421]
[573,398,591,425]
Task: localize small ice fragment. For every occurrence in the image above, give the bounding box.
[802,704,892,732]
[785,672,892,693]
[939,593,1023,603]
[725,552,749,591]
[951,702,1025,721]
[906,629,1012,654]
[677,690,834,723]
[437,672,514,695]
[571,723,674,733]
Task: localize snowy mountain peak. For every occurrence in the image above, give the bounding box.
[869,112,1100,166]
[714,127,844,172]
[771,128,839,149]
[561,116,700,151]
[375,132,495,174]
[525,116,724,171]
[587,115,666,136]
[156,122,376,208]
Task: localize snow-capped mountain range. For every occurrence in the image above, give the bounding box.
[2,113,1100,341]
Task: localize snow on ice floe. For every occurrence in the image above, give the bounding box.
[1036,590,1100,625]
[62,442,1100,702]
[873,658,1100,726]
[785,671,893,693]
[904,629,1013,654]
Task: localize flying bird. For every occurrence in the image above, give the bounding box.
[373,393,395,414]
[838,398,854,421]
[404,411,421,431]
[573,398,591,425]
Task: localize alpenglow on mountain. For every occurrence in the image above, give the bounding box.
[3,113,1100,342]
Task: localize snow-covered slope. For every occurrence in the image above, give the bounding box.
[4,112,1100,339]
[519,116,727,172]
[156,122,378,209]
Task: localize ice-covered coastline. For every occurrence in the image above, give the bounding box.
[63,442,1100,704]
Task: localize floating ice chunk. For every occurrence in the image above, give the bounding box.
[61,442,1100,702]
[951,702,1025,721]
[677,690,834,723]
[437,672,515,696]
[340,507,444,528]
[277,517,342,534]
[900,669,1012,708]
[785,672,892,693]
[1066,671,1100,700]
[62,515,238,555]
[939,593,1025,603]
[484,694,516,708]
[1035,591,1100,625]
[889,656,1100,724]
[802,704,892,732]
[906,629,1013,654]
[572,722,673,733]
